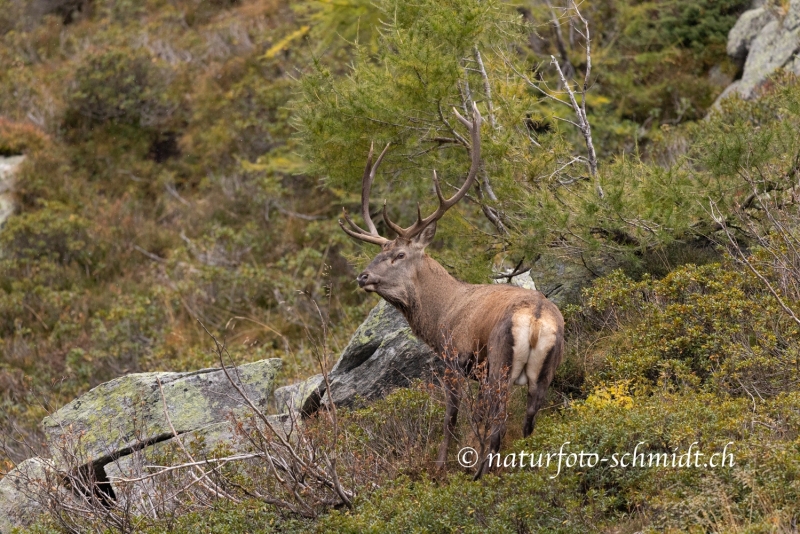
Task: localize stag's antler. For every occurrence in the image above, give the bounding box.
[339,103,482,244]
[339,142,392,246]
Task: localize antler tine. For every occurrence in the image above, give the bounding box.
[360,142,391,235]
[381,199,406,237]
[440,102,482,214]
[339,209,389,246]
[341,207,370,235]
[431,169,446,205]
[339,142,392,247]
[341,105,481,244]
[391,103,482,239]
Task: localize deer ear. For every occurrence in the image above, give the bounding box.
[413,221,437,249]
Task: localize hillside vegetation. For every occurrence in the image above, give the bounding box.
[1,0,799,531]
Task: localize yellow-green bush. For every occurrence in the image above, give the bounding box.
[568,261,799,397]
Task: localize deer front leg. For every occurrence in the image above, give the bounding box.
[436,377,460,469]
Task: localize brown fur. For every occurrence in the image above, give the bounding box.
[345,105,562,475]
[355,228,564,475]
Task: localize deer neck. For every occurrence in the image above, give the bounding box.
[390,255,464,350]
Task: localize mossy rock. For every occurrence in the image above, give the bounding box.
[322,299,440,409]
[274,373,325,415]
[103,414,294,514]
[42,359,283,469]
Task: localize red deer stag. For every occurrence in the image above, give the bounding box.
[339,105,564,475]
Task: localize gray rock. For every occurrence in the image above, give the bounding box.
[493,270,537,291]
[0,457,52,533]
[42,359,282,469]
[737,20,800,98]
[719,2,800,102]
[727,7,776,59]
[321,299,440,409]
[786,0,800,31]
[789,54,800,75]
[274,373,325,415]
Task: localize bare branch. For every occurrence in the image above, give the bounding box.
[472,46,496,129]
[544,0,576,82]
[709,199,800,329]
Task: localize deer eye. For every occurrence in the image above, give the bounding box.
[395,252,406,260]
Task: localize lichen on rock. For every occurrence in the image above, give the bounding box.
[42,359,283,468]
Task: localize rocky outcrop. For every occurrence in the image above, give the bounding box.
[719,1,800,102]
[727,7,776,59]
[43,359,283,468]
[0,358,282,532]
[273,300,441,414]
[274,373,325,415]
[322,299,441,409]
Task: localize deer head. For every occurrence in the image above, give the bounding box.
[338,105,483,306]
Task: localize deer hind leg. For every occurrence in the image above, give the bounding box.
[523,321,559,437]
[471,318,517,478]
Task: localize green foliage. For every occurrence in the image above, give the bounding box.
[583,0,749,126]
[0,201,96,269]
[299,0,383,55]
[336,384,444,474]
[294,0,759,285]
[515,389,800,532]
[65,46,180,130]
[570,261,800,397]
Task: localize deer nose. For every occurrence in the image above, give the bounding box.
[357,272,371,288]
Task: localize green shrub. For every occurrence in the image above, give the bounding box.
[569,261,800,397]
[65,46,180,130]
[0,200,97,270]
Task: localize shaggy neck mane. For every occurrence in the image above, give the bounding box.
[390,255,464,350]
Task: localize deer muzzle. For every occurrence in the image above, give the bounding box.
[357,271,379,291]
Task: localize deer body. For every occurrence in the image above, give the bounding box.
[340,105,564,475]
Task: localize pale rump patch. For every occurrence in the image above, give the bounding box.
[510,312,532,385]
[510,311,558,387]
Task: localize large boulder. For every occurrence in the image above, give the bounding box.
[727,7,776,59]
[719,2,800,102]
[737,19,800,98]
[42,359,282,469]
[322,299,441,409]
[0,457,52,534]
[273,300,440,414]
[274,373,325,415]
